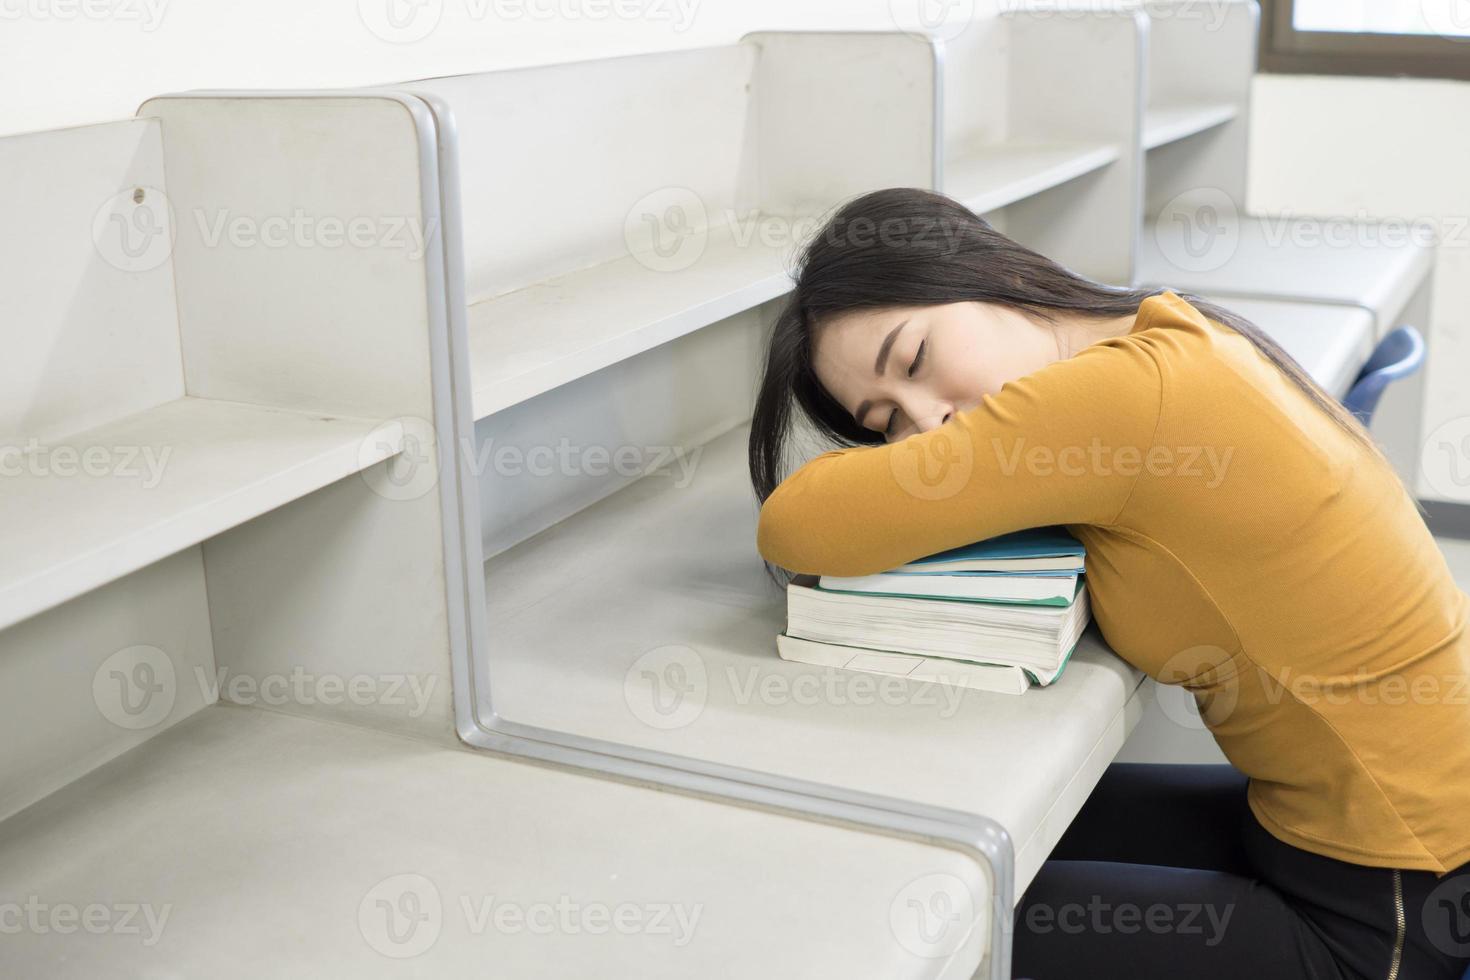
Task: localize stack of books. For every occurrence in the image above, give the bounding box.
[776,526,1091,695]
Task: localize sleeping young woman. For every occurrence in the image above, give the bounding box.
[748,186,1470,980]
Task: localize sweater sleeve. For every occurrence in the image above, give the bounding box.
[756,333,1165,576]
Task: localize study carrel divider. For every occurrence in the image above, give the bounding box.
[0,94,479,821]
[355,17,1166,978]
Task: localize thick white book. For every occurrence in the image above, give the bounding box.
[785,574,1090,676]
[775,632,1074,695]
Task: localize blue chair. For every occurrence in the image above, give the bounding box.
[1342,324,1426,426]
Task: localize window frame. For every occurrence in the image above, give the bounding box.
[1260,0,1470,81]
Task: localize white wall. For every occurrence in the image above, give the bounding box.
[3,3,1464,504]
[1250,73,1470,505]
[0,0,912,136]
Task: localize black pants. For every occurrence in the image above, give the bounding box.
[1012,762,1470,980]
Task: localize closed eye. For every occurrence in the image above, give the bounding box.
[884,341,927,437]
[908,339,926,377]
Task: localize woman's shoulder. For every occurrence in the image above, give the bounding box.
[1118,290,1255,382]
[1129,290,1225,345]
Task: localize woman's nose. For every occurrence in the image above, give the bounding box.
[910,402,955,434]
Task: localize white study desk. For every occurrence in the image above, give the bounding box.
[1139,214,1434,340]
[484,421,1150,902]
[0,704,991,979]
[1200,293,1377,399]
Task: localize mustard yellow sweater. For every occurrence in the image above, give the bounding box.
[757,290,1470,874]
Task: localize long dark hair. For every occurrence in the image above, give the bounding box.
[748,186,1418,580]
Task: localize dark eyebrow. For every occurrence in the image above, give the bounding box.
[852,319,908,429]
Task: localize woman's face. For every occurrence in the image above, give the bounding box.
[810,301,1061,444]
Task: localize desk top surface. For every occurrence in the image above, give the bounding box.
[1199,293,1376,398]
[0,704,990,978]
[1138,213,1433,333]
[485,423,1149,895]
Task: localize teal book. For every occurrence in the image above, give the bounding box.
[817,526,1087,604]
[896,525,1085,575]
[815,575,1083,608]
